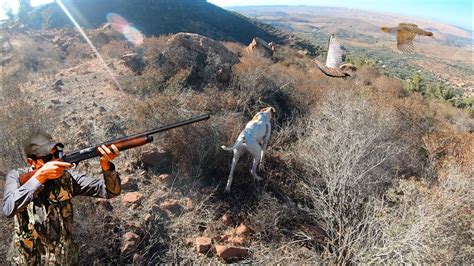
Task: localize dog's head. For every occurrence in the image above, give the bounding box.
[260,107,276,119]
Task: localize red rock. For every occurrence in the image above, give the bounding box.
[124,222,144,236]
[213,234,229,243]
[235,224,253,236]
[185,199,194,210]
[228,236,246,246]
[144,213,153,223]
[132,253,142,265]
[185,238,194,246]
[215,245,248,262]
[95,198,113,211]
[121,232,140,255]
[159,199,183,216]
[122,192,142,205]
[195,237,212,254]
[121,175,138,191]
[158,174,173,186]
[222,213,233,226]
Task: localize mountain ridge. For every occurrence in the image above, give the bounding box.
[23,0,319,53]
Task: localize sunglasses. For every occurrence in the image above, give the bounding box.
[41,149,64,163]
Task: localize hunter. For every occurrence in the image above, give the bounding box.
[2,132,121,265]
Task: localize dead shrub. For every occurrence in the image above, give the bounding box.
[248,192,320,264]
[141,35,170,59]
[292,88,414,263]
[221,41,245,57]
[354,65,380,86]
[100,39,130,59]
[231,55,306,122]
[122,67,165,96]
[126,93,240,179]
[365,173,472,263]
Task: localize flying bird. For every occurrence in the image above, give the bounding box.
[314,34,356,78]
[381,23,433,53]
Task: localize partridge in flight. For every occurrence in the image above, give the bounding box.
[381,23,433,53]
[314,34,356,78]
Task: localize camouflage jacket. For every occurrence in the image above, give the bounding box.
[2,164,121,265]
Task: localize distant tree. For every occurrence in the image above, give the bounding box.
[18,0,32,25]
[406,72,425,94]
[1,2,15,22]
[41,9,53,30]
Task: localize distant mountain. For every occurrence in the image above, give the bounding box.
[26,0,318,53]
[229,5,473,91]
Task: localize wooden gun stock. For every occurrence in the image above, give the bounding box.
[19,171,37,186]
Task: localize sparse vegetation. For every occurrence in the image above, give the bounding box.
[0,13,472,265]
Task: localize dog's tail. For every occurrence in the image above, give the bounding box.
[221,145,234,151]
[221,137,244,151]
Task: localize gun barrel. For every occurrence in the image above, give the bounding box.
[104,114,210,145]
[62,114,210,164]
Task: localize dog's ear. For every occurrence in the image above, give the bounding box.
[270,107,276,114]
[260,107,267,112]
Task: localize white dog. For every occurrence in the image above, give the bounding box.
[221,107,276,192]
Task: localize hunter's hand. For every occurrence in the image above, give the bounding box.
[33,161,73,184]
[98,144,119,171]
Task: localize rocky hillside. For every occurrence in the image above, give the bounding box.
[24,0,318,53]
[0,19,472,264]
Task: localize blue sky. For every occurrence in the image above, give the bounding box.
[1,0,472,30]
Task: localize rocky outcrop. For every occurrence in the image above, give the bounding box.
[155,33,239,89]
[121,52,145,74]
[246,37,275,58]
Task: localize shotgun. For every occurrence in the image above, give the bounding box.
[19,114,210,185]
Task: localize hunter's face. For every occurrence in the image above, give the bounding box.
[29,146,62,168]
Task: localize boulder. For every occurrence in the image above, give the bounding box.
[215,245,248,262]
[227,236,246,246]
[120,175,138,191]
[156,33,239,89]
[121,232,140,255]
[235,223,254,236]
[121,52,145,74]
[246,37,274,58]
[158,174,173,186]
[122,192,143,205]
[159,199,183,216]
[195,237,212,254]
[222,213,233,226]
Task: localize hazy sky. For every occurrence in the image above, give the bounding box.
[1,0,472,30]
[208,0,473,30]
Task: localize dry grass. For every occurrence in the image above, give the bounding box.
[1,30,472,264]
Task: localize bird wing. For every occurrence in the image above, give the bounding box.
[325,35,344,68]
[397,29,416,53]
[399,22,418,28]
[315,59,347,77]
[412,27,434,36]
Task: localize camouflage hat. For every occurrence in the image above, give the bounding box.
[25,132,64,159]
